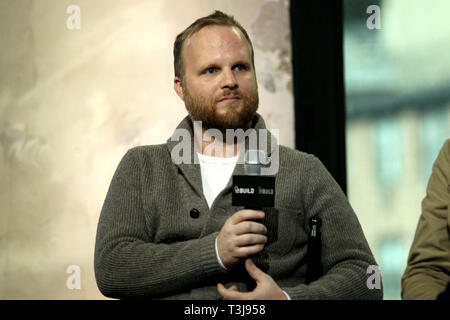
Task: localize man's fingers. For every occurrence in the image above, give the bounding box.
[218,261,286,300]
[229,210,264,225]
[234,221,267,235]
[218,209,267,269]
[245,259,266,282]
[229,285,238,291]
[235,244,265,257]
[217,283,251,300]
[235,234,267,247]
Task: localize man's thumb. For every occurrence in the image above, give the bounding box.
[245,259,265,281]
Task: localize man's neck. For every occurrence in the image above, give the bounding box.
[191,118,254,158]
[194,129,243,158]
[201,139,242,157]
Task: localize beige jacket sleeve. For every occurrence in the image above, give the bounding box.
[401,139,450,299]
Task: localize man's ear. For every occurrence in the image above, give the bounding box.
[174,76,184,101]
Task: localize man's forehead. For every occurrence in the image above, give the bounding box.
[184,25,247,52]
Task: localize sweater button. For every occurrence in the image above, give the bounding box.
[189,208,200,219]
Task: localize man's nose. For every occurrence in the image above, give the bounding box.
[220,68,238,90]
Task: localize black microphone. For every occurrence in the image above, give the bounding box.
[232,149,275,209]
[232,149,275,290]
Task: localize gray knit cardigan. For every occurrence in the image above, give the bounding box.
[94,114,383,300]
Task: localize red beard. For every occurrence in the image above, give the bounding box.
[184,86,259,134]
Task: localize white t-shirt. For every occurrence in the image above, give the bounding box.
[197,152,239,208]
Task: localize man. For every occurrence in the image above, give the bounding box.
[94,11,382,300]
[402,139,450,300]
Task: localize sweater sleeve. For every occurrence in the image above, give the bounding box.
[283,155,383,300]
[94,149,226,299]
[401,140,450,299]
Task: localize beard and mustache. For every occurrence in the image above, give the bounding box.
[183,84,259,135]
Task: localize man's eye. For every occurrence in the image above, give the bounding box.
[205,67,216,74]
[234,64,248,71]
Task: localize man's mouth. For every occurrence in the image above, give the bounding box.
[219,95,241,102]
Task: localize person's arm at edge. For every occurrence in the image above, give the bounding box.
[401,139,450,300]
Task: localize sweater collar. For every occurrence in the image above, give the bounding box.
[166,113,279,198]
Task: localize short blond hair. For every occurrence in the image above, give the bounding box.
[173,10,255,81]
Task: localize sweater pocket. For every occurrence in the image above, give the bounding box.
[262,206,303,257]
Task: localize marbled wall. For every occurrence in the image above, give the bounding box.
[0,0,293,299]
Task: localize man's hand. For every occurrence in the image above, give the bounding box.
[217,210,267,269]
[217,259,288,300]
